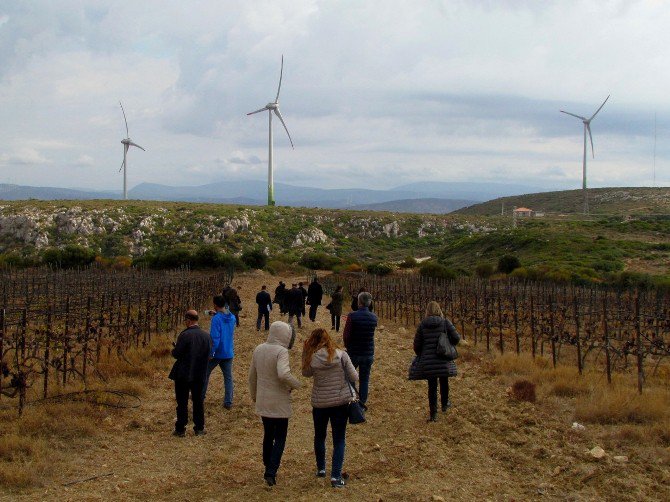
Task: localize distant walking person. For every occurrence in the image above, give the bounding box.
[274,281,287,315]
[302,328,359,488]
[329,285,344,332]
[286,283,304,329]
[307,277,324,322]
[169,310,211,436]
[256,285,273,331]
[408,301,460,422]
[350,287,373,313]
[249,321,302,486]
[342,292,378,407]
[203,295,236,409]
[223,285,242,327]
[299,282,308,317]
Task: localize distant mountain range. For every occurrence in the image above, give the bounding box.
[0,180,550,214]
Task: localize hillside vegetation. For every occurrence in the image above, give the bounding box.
[456,187,670,216]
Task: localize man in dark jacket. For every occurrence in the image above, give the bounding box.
[286,283,304,328]
[169,310,212,436]
[223,285,242,327]
[343,292,378,406]
[298,282,308,317]
[274,281,287,315]
[256,285,273,331]
[307,277,323,322]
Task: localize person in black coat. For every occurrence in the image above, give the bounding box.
[307,277,323,322]
[299,282,308,317]
[256,285,273,331]
[274,281,287,315]
[169,310,212,436]
[408,301,460,422]
[223,285,242,327]
[285,283,304,328]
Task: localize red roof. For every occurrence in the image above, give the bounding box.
[514,207,532,212]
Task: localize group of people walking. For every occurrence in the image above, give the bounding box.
[169,282,460,488]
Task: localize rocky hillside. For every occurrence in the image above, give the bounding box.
[0,200,496,261]
[456,187,670,216]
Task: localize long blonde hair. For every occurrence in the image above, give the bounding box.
[302,328,337,372]
[425,301,443,318]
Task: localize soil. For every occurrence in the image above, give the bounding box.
[2,272,668,501]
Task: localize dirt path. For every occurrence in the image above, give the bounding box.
[4,273,668,501]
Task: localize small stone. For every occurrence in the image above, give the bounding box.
[613,455,629,463]
[571,422,586,431]
[589,446,606,459]
[387,477,401,484]
[431,496,445,502]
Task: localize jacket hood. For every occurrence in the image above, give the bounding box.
[216,310,235,321]
[311,347,341,369]
[267,321,294,349]
[423,315,444,328]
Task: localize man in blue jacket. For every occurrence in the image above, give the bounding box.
[343,291,378,406]
[203,295,237,409]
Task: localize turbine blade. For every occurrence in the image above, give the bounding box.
[586,123,595,158]
[247,106,269,116]
[119,101,129,137]
[589,94,610,121]
[120,144,128,172]
[274,108,294,149]
[560,110,587,121]
[275,55,283,102]
[128,141,146,151]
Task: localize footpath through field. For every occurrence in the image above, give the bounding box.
[5,272,668,501]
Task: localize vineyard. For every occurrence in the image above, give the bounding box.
[0,267,231,414]
[323,274,670,392]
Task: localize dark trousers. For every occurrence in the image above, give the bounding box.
[313,405,348,479]
[330,313,341,332]
[308,304,319,322]
[257,310,270,330]
[428,377,450,413]
[175,379,205,432]
[349,355,374,405]
[288,312,302,328]
[232,310,240,327]
[262,417,289,477]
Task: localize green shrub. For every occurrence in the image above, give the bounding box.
[300,252,341,270]
[193,245,222,269]
[241,248,267,270]
[399,256,418,269]
[419,262,457,280]
[497,254,521,274]
[42,245,96,269]
[475,263,495,278]
[366,262,394,276]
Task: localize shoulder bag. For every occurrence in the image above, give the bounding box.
[436,320,459,360]
[340,357,367,424]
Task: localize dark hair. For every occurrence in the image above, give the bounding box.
[261,285,267,290]
[185,311,199,321]
[213,295,226,308]
[336,285,343,292]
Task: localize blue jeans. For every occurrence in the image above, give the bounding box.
[313,405,348,479]
[203,358,233,406]
[349,355,374,405]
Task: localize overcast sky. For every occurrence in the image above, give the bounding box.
[0,1,668,193]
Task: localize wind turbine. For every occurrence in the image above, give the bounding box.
[119,102,145,200]
[560,95,610,214]
[247,56,294,206]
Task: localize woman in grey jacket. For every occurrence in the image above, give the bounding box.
[302,328,358,488]
[408,301,461,422]
[249,321,302,486]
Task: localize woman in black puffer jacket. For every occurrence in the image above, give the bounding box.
[408,301,461,422]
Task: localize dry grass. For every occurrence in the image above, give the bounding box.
[575,387,669,425]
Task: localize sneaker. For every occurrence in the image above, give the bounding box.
[427,412,438,422]
[194,429,207,436]
[223,403,232,410]
[172,429,186,437]
[316,469,326,478]
[441,400,452,412]
[331,477,345,488]
[264,475,276,486]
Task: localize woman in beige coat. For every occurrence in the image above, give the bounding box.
[302,328,358,488]
[249,321,302,486]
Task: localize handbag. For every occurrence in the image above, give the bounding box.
[340,358,367,424]
[436,322,459,360]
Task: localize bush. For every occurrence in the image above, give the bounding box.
[419,262,457,280]
[399,256,418,269]
[366,262,394,276]
[300,252,341,270]
[497,255,521,274]
[42,245,96,269]
[241,248,267,270]
[475,263,495,278]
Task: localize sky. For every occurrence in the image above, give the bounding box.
[0,0,668,193]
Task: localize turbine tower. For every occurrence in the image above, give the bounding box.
[560,95,610,214]
[119,102,145,200]
[247,56,294,206]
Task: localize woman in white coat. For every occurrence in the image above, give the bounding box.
[249,321,302,486]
